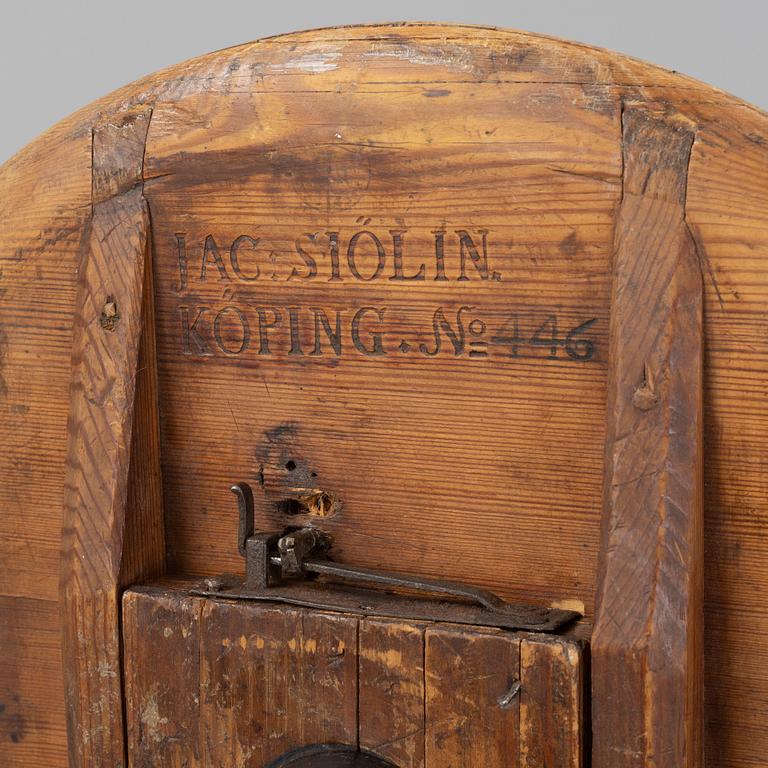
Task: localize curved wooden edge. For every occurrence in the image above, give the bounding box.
[59,106,164,767]
[591,103,703,768]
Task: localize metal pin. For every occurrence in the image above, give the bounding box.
[498,680,522,708]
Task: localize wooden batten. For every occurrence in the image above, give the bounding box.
[59,107,163,767]
[591,103,704,767]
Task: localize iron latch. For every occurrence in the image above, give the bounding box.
[191,482,580,633]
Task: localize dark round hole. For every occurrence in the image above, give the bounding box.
[285,460,297,471]
[267,744,398,767]
[279,499,303,516]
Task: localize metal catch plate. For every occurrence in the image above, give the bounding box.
[191,573,578,633]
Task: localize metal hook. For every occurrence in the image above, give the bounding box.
[231,482,254,557]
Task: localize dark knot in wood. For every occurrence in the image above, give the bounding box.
[632,362,659,411]
[632,384,659,411]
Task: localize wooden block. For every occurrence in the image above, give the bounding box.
[119,586,587,766]
[123,589,367,765]
[199,601,358,766]
[123,588,203,768]
[359,619,426,768]
[520,637,584,768]
[424,626,520,768]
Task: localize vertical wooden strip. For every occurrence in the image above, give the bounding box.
[59,107,153,767]
[122,588,202,767]
[425,627,520,768]
[200,602,358,766]
[520,637,584,768]
[120,228,165,588]
[592,104,703,768]
[359,619,425,768]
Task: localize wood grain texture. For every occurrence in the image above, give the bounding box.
[0,130,90,605]
[591,104,703,768]
[520,637,584,768]
[1,24,768,765]
[359,619,426,768]
[682,113,768,768]
[0,597,67,767]
[122,587,584,767]
[123,588,203,768]
[199,601,358,766]
[145,77,619,618]
[0,124,89,768]
[59,108,153,766]
[425,626,520,767]
[120,218,166,589]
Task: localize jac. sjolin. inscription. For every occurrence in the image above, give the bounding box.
[171,227,598,362]
[174,228,502,288]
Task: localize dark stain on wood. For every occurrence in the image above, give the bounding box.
[0,696,26,745]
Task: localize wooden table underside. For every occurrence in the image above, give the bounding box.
[0,23,765,768]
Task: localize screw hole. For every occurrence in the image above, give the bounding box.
[279,499,303,516]
[285,460,296,471]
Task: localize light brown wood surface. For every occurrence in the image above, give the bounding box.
[0,23,767,767]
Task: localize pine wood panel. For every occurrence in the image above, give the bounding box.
[143,78,620,617]
[684,117,768,768]
[0,596,67,767]
[0,105,90,768]
[0,133,90,604]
